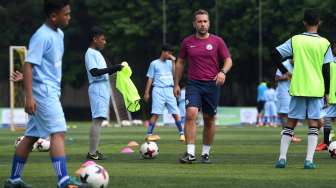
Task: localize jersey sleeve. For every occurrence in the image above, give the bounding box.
[146,62,155,79]
[276,39,292,58]
[25,33,48,65]
[323,47,334,64]
[85,51,98,71]
[218,38,231,60]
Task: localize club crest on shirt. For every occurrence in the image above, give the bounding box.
[206,44,213,50]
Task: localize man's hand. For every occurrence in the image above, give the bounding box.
[174,85,180,97]
[285,72,292,80]
[214,72,226,86]
[25,96,36,115]
[143,92,150,103]
[10,71,23,82]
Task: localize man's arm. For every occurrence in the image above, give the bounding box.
[174,58,184,97]
[215,57,232,86]
[23,63,36,115]
[143,78,153,102]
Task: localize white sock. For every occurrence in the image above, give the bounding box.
[187,144,195,156]
[306,129,319,161]
[202,145,211,155]
[279,135,292,160]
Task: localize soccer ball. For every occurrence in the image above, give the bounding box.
[14,136,25,148]
[328,141,336,159]
[140,141,159,159]
[34,138,50,152]
[79,164,109,188]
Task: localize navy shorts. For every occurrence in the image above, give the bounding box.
[185,80,220,116]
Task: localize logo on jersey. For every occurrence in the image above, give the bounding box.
[189,45,196,48]
[206,44,213,50]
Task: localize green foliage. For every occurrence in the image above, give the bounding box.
[0,0,335,105]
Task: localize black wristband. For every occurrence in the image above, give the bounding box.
[220,69,226,75]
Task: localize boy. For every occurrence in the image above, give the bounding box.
[84,26,123,160]
[143,44,185,142]
[272,8,334,169]
[4,0,87,188]
[264,82,277,127]
[316,41,336,151]
[275,59,302,142]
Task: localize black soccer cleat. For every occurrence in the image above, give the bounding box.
[200,154,212,164]
[86,151,107,160]
[4,179,32,188]
[179,152,196,164]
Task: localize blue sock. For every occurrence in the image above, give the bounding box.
[51,156,69,188]
[10,155,26,181]
[147,122,155,134]
[175,120,184,135]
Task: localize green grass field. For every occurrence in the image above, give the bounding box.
[1,123,336,188]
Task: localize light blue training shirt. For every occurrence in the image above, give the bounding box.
[84,48,109,84]
[146,59,174,87]
[25,24,64,92]
[276,32,334,64]
[275,60,293,99]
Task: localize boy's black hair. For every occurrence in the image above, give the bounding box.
[89,26,105,41]
[303,8,320,26]
[44,0,70,17]
[161,44,174,52]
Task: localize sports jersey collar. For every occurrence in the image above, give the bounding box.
[302,32,320,37]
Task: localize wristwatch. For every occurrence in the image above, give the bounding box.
[220,69,226,75]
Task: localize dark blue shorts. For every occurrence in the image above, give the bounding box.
[185,80,220,116]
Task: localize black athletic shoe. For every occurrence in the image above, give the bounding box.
[179,152,196,164]
[4,179,32,188]
[201,154,211,164]
[86,151,106,160]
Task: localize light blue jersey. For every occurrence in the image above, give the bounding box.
[85,48,109,84]
[24,24,66,138]
[276,32,334,64]
[26,24,64,91]
[85,48,111,119]
[147,59,174,87]
[264,88,277,118]
[276,60,293,99]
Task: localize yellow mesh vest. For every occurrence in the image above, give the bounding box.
[290,34,330,97]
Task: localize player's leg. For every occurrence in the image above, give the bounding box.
[4,135,37,188]
[165,87,184,139]
[87,83,109,159]
[276,96,304,168]
[87,117,106,160]
[199,81,220,163]
[304,98,323,169]
[146,114,161,141]
[179,81,201,163]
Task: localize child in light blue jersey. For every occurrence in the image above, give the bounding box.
[4,1,87,188]
[144,44,185,142]
[84,26,123,160]
[264,82,277,127]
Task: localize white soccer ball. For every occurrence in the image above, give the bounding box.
[79,164,109,188]
[14,136,25,148]
[140,141,159,159]
[34,138,50,152]
[328,141,336,159]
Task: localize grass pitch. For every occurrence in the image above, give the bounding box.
[1,123,336,188]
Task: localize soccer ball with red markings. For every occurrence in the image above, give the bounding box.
[140,141,159,159]
[79,164,109,188]
[328,141,336,159]
[33,138,50,152]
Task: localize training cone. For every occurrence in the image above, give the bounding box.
[120,147,134,154]
[127,141,139,148]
